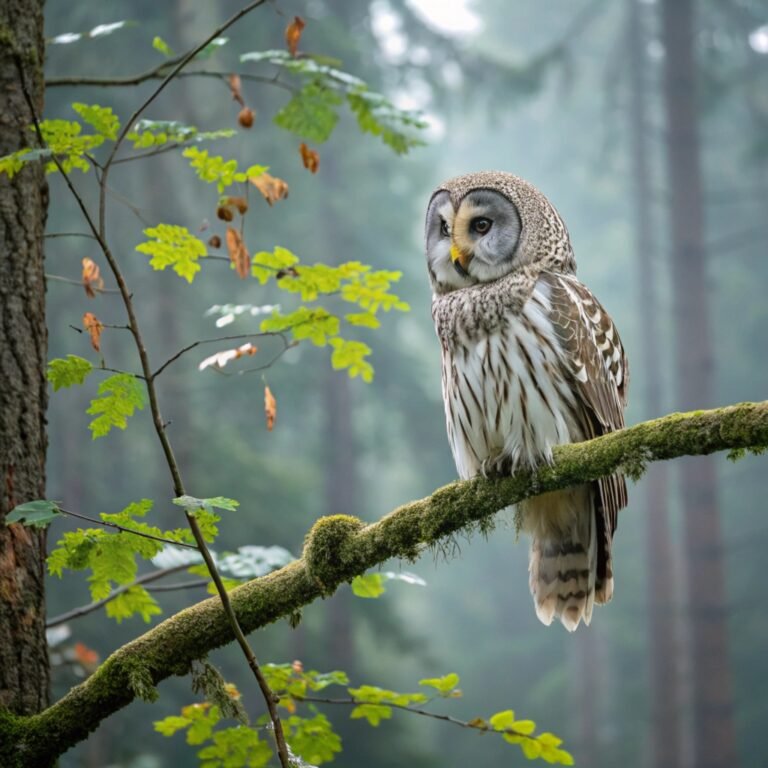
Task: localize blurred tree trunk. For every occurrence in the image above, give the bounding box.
[0,0,50,715]
[659,1,738,766]
[626,3,681,767]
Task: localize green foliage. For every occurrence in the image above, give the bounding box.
[127,120,236,149]
[71,103,120,140]
[260,307,340,347]
[47,355,94,390]
[274,82,343,143]
[284,713,342,764]
[47,499,192,622]
[182,147,267,193]
[488,710,574,765]
[6,499,61,529]
[419,673,461,697]
[86,373,145,438]
[239,50,426,153]
[262,663,349,702]
[135,224,208,283]
[152,35,175,58]
[329,339,373,382]
[173,495,240,514]
[350,572,385,598]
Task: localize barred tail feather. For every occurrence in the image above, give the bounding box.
[520,486,598,632]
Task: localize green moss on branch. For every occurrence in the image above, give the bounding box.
[3,400,768,766]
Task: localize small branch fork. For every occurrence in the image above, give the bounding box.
[18,3,291,765]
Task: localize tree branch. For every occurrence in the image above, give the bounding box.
[6,400,768,765]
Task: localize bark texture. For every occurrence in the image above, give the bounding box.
[1,400,767,767]
[660,2,738,766]
[0,0,50,716]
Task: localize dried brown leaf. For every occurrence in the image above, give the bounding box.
[249,172,289,206]
[285,16,305,57]
[224,196,248,215]
[216,205,234,222]
[82,312,104,352]
[208,235,222,249]
[264,385,276,431]
[228,73,244,106]
[299,142,320,173]
[225,226,250,279]
[81,257,104,298]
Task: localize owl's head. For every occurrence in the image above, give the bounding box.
[424,171,575,294]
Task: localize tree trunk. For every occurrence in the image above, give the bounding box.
[660,1,738,766]
[627,3,681,767]
[0,0,50,715]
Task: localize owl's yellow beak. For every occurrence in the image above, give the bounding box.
[450,242,472,275]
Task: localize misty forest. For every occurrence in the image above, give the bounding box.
[1,1,768,767]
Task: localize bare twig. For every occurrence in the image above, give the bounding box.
[146,579,209,592]
[45,273,121,294]
[46,564,191,628]
[44,231,98,241]
[59,508,197,549]
[153,332,291,378]
[296,695,535,741]
[47,69,295,93]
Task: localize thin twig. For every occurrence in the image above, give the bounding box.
[45,273,121,294]
[44,231,98,241]
[47,69,295,93]
[296,695,534,741]
[29,6,291,763]
[112,142,183,165]
[146,579,209,592]
[59,508,197,550]
[152,332,290,378]
[46,564,191,628]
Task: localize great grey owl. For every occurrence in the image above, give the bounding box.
[426,171,628,631]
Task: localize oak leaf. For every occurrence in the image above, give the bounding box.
[225,226,250,279]
[299,142,319,173]
[223,196,248,215]
[249,172,289,206]
[264,385,276,431]
[82,311,104,352]
[81,257,104,298]
[285,16,305,57]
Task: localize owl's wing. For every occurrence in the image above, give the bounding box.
[540,271,629,535]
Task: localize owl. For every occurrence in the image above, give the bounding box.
[426,171,628,631]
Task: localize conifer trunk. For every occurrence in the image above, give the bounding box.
[0,0,50,716]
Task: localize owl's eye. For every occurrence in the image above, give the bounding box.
[471,217,492,235]
[439,219,450,238]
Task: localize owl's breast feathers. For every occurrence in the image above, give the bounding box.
[433,270,628,492]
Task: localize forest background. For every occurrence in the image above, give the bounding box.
[32,0,768,766]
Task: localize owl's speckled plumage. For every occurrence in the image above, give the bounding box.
[426,171,628,631]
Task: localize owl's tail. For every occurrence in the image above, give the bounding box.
[521,485,609,632]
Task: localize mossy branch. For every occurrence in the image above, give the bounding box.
[4,400,767,766]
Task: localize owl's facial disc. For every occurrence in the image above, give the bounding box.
[424,190,476,293]
[451,189,522,283]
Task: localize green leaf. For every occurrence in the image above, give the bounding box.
[71,103,120,140]
[329,338,373,382]
[273,82,342,143]
[154,715,191,737]
[126,120,236,149]
[6,499,61,528]
[196,727,272,767]
[351,572,385,598]
[420,673,461,696]
[349,703,391,727]
[86,373,145,438]
[260,307,339,347]
[284,713,341,765]
[105,585,162,623]
[39,117,106,173]
[136,224,207,283]
[345,312,380,329]
[173,495,240,513]
[182,147,263,192]
[47,355,94,391]
[153,35,174,57]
